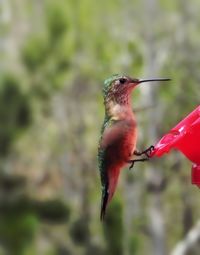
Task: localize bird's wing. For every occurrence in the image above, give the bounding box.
[98,119,124,219]
[98,118,122,188]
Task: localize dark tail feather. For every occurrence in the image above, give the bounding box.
[100,184,109,221]
[100,167,121,220]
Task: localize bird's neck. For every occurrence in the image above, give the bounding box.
[104,93,134,121]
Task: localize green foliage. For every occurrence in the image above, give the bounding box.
[34,199,71,223]
[103,197,124,255]
[0,73,32,156]
[22,35,49,72]
[21,1,75,103]
[45,0,69,40]
[85,244,106,255]
[69,217,90,245]
[129,233,141,255]
[0,211,38,255]
[0,193,71,254]
[128,41,143,75]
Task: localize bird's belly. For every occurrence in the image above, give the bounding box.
[119,131,137,162]
[101,118,137,167]
[107,126,137,166]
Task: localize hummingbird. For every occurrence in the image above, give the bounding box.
[98,74,170,220]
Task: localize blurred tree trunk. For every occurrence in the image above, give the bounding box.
[170,221,200,255]
[0,0,11,70]
[123,176,141,255]
[141,0,166,254]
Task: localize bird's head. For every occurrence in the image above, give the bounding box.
[103,74,170,105]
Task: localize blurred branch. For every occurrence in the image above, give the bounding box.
[133,104,156,113]
[170,221,200,255]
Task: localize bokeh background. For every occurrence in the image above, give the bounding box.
[0,0,200,254]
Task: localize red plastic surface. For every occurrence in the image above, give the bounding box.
[192,165,200,188]
[150,105,200,187]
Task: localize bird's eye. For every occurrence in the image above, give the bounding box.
[119,78,127,84]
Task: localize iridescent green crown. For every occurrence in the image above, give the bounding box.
[103,74,123,97]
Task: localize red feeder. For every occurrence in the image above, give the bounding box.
[150,105,200,188]
[191,165,200,187]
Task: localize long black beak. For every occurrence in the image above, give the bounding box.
[138,78,171,83]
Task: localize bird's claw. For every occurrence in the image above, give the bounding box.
[144,145,155,158]
[129,162,135,170]
[128,158,149,170]
[134,145,155,158]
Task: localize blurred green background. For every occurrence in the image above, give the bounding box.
[0,0,200,254]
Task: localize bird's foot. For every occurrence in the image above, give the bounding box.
[134,145,155,158]
[128,158,149,170]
